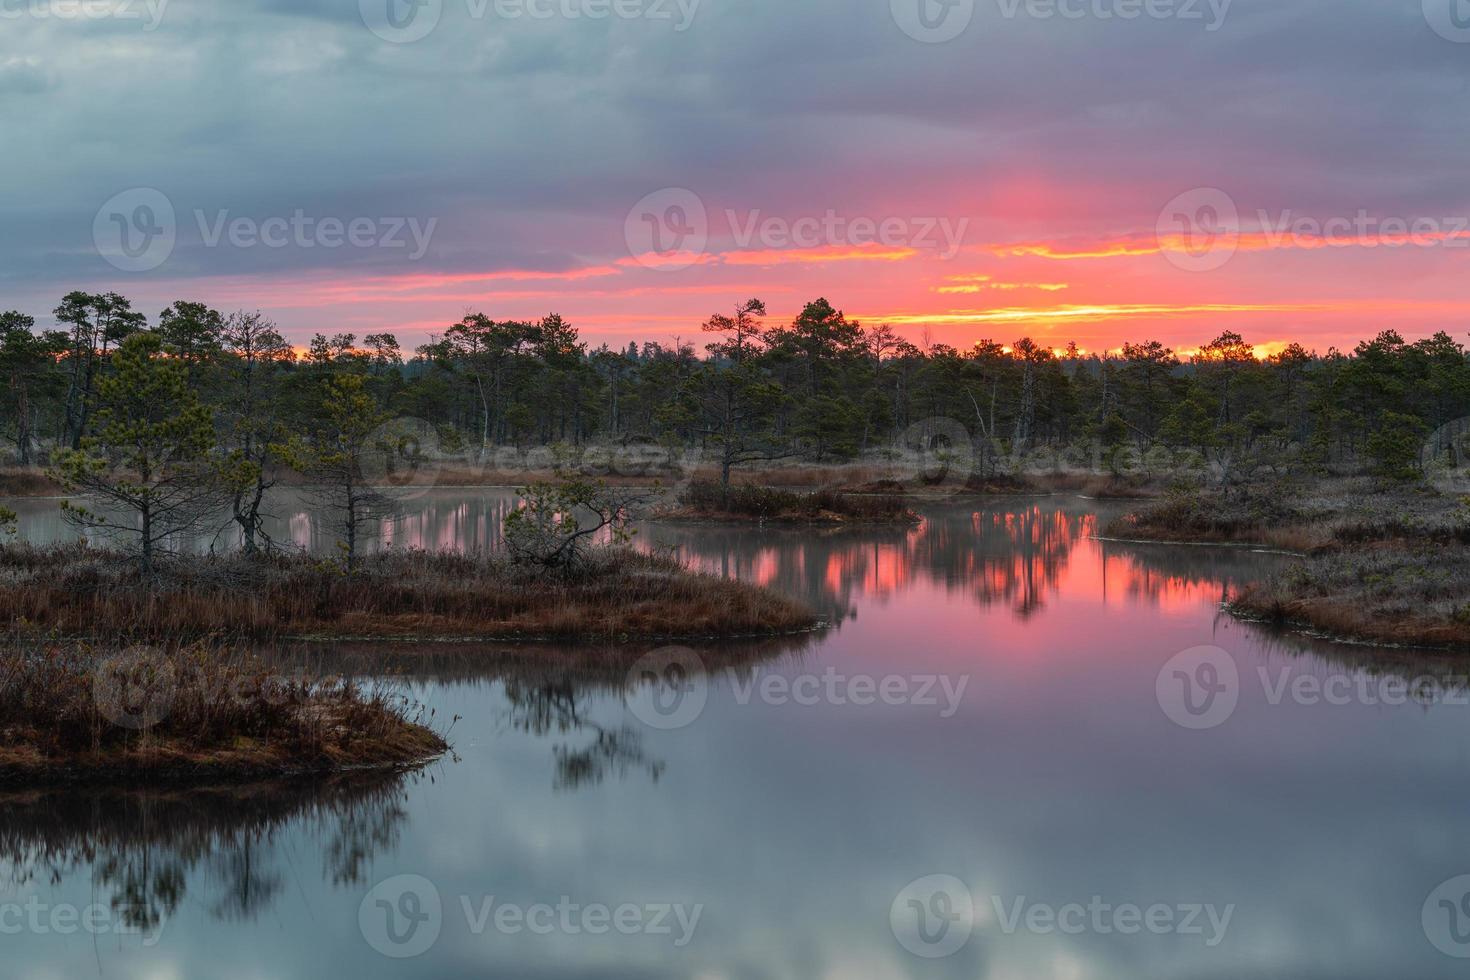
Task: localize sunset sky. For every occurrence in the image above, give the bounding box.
[4,0,1470,355]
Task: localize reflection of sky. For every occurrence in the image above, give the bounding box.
[3,498,1470,977]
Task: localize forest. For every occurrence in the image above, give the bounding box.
[2,291,1468,488]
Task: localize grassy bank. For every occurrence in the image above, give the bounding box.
[0,467,61,497]
[0,644,446,782]
[658,480,918,525]
[1108,479,1470,650]
[0,545,819,641]
[1231,545,1470,650]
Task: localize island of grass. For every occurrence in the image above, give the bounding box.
[657,479,919,526]
[0,644,447,783]
[1105,478,1470,650]
[0,546,819,642]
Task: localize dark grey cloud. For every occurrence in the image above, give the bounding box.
[1,0,1468,305]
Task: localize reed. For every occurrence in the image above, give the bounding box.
[0,545,818,641]
[667,480,918,525]
[0,641,446,781]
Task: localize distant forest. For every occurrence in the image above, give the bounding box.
[3,292,1468,482]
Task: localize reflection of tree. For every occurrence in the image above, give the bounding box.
[503,676,664,791]
[0,771,416,930]
[1099,539,1291,606]
[648,504,1096,619]
[303,636,814,792]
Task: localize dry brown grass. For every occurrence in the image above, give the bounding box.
[1107,478,1470,650]
[663,480,918,526]
[0,545,819,641]
[1232,543,1470,650]
[0,467,62,497]
[0,642,447,782]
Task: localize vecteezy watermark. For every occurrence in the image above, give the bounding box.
[1156,646,1239,730]
[0,898,166,946]
[1255,210,1470,251]
[1157,188,1470,273]
[891,0,1230,42]
[988,895,1234,947]
[890,875,976,958]
[626,647,708,731]
[94,647,179,731]
[1157,646,1470,731]
[359,0,698,43]
[94,187,176,273]
[731,668,970,719]
[890,877,1233,958]
[624,188,709,271]
[1424,0,1470,43]
[360,875,443,959]
[995,0,1231,29]
[624,188,969,271]
[1156,187,1240,273]
[195,210,437,260]
[1424,875,1470,958]
[0,0,169,29]
[359,875,702,958]
[91,650,359,733]
[891,0,975,42]
[725,209,969,260]
[93,191,437,272]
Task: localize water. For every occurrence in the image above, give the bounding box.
[4,492,1470,978]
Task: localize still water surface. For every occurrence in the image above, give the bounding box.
[4,491,1469,978]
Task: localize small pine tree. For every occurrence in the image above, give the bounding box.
[51,332,251,576]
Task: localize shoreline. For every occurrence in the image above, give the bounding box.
[0,643,451,786]
[1107,481,1470,654]
[0,545,819,642]
[0,744,447,787]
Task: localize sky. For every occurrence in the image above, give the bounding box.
[3,0,1470,355]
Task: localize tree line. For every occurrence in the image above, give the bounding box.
[4,291,1469,508]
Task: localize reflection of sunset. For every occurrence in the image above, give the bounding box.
[267,493,1270,631]
[654,503,1272,625]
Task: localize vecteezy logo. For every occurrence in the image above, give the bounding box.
[891,0,975,42]
[363,417,443,501]
[890,417,976,496]
[624,188,708,271]
[625,646,708,730]
[1156,645,1240,730]
[360,0,442,43]
[890,875,974,958]
[1423,875,1470,957]
[93,188,176,273]
[1424,0,1470,42]
[1422,417,1470,494]
[1156,188,1240,272]
[359,875,443,958]
[93,647,178,731]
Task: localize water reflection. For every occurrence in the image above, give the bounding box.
[5,491,1275,626]
[0,771,418,932]
[5,497,1470,978]
[306,637,814,792]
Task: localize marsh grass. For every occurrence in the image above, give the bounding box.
[670,480,917,525]
[0,545,818,641]
[1109,478,1470,649]
[1233,545,1470,650]
[0,642,446,781]
[0,467,61,497]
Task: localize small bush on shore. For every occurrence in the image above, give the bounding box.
[676,480,916,524]
[0,643,446,780]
